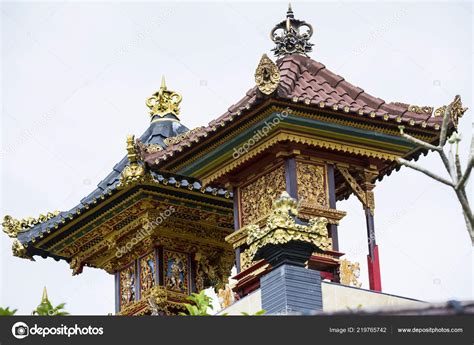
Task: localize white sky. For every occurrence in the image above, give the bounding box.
[1,1,472,315]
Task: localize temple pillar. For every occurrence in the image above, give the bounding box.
[326,164,339,251]
[233,186,241,273]
[362,170,382,292]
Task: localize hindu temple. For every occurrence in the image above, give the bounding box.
[2,5,466,315]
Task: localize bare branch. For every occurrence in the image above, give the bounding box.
[456,155,473,190]
[398,158,455,187]
[455,188,473,224]
[438,149,457,181]
[399,130,440,151]
[455,152,462,180]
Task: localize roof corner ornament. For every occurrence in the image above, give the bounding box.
[145,76,182,120]
[434,95,468,130]
[408,95,467,131]
[2,212,60,238]
[270,3,314,58]
[119,135,147,188]
[255,54,280,95]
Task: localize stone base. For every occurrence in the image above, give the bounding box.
[260,264,322,315]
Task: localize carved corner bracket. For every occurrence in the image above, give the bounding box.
[336,165,377,215]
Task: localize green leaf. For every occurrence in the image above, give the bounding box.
[0,307,17,316]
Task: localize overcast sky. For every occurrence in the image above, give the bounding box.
[1,1,472,315]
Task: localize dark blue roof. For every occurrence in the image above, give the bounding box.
[17,116,204,245]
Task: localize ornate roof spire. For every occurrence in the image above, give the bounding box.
[270,3,314,58]
[146,76,182,120]
[41,286,50,304]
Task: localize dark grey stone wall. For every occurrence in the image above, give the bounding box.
[260,265,323,315]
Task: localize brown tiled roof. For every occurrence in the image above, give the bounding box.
[146,54,444,166]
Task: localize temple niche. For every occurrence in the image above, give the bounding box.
[2,4,466,315]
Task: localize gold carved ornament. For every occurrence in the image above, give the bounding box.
[244,192,331,262]
[336,166,376,214]
[408,95,467,130]
[217,284,235,310]
[2,211,60,238]
[147,286,169,316]
[296,162,328,208]
[240,165,286,226]
[2,211,60,260]
[146,76,182,118]
[118,135,147,188]
[339,259,362,288]
[255,54,280,95]
[434,95,468,130]
[407,105,434,115]
[194,251,234,292]
[163,127,204,147]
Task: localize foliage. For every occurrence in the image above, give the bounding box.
[0,307,17,316]
[240,310,266,316]
[179,291,213,316]
[180,290,266,316]
[33,301,69,316]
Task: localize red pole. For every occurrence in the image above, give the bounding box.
[367,244,382,291]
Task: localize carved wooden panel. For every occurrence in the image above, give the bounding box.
[240,165,286,226]
[139,251,157,295]
[296,162,328,208]
[163,250,189,294]
[120,263,136,308]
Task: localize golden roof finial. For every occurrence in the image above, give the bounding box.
[287,3,294,18]
[271,4,314,57]
[161,75,166,89]
[41,286,49,304]
[146,76,182,120]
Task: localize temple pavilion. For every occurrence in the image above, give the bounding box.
[2,5,465,315]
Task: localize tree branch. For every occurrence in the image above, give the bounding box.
[456,155,473,190]
[399,128,440,152]
[397,158,455,187]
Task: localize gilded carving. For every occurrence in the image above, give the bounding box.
[118,135,147,188]
[12,239,31,260]
[217,284,235,309]
[163,127,204,147]
[245,192,330,262]
[120,264,136,307]
[140,252,156,294]
[255,54,280,95]
[2,211,60,238]
[240,249,253,271]
[339,259,362,288]
[147,285,169,315]
[434,95,468,130]
[70,257,84,276]
[164,250,189,294]
[240,165,286,226]
[408,105,433,115]
[337,166,376,214]
[296,162,328,208]
[146,76,182,118]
